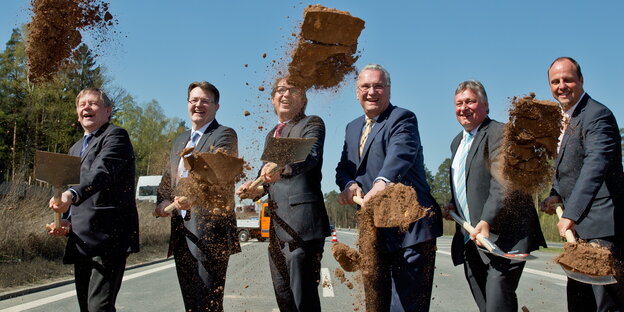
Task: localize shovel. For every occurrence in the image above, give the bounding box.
[242,137,317,192]
[449,210,537,261]
[34,151,81,230]
[159,149,245,215]
[555,205,617,285]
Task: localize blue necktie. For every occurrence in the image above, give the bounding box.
[80,133,94,157]
[455,132,474,242]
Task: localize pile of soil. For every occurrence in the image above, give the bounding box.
[366,183,428,231]
[177,148,245,215]
[286,5,365,90]
[503,93,561,193]
[356,195,381,312]
[555,241,617,276]
[26,0,115,82]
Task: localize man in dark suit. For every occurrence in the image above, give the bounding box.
[541,57,624,311]
[49,88,139,312]
[237,77,330,312]
[443,80,546,312]
[335,64,442,311]
[154,81,240,312]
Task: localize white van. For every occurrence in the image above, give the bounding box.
[136,175,162,202]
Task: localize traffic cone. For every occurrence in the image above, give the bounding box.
[331,228,337,243]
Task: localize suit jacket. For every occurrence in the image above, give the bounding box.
[449,118,546,265]
[65,122,139,263]
[335,104,442,252]
[157,120,241,261]
[264,114,331,243]
[552,94,624,240]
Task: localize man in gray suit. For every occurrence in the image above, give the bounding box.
[443,80,545,312]
[154,81,240,312]
[541,57,624,311]
[49,88,139,312]
[237,77,330,312]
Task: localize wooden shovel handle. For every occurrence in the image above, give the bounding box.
[555,205,577,243]
[53,188,62,228]
[352,195,363,206]
[449,210,493,252]
[247,162,280,190]
[164,197,189,214]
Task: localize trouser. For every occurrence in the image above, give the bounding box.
[566,238,624,312]
[463,240,525,312]
[74,254,127,312]
[269,237,325,312]
[173,238,229,312]
[367,239,437,312]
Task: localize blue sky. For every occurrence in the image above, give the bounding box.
[2,1,623,195]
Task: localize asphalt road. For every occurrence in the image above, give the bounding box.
[0,232,568,311]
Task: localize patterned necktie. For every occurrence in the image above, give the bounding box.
[359,118,374,157]
[80,133,94,157]
[455,131,474,239]
[274,122,287,138]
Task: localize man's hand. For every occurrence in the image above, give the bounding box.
[261,162,281,183]
[153,200,172,217]
[363,180,387,204]
[557,217,576,239]
[47,219,71,237]
[442,203,456,221]
[49,191,72,214]
[338,182,363,205]
[472,220,490,247]
[175,196,191,210]
[236,180,264,200]
[541,195,562,215]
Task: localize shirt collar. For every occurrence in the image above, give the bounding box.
[463,123,480,139]
[192,120,212,136]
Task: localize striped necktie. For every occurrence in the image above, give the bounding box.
[455,131,474,239]
[274,122,287,138]
[359,118,374,157]
[80,133,94,157]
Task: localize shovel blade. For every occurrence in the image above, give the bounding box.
[560,264,617,285]
[189,151,245,185]
[260,137,317,166]
[476,238,537,261]
[34,151,81,187]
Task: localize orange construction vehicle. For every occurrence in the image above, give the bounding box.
[236,201,270,242]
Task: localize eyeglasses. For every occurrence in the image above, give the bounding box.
[188,98,215,105]
[357,84,386,92]
[275,86,303,95]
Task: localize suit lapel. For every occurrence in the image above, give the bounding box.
[555,94,589,169]
[194,120,220,152]
[465,118,490,178]
[80,122,110,162]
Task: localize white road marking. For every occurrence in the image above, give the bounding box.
[320,268,335,297]
[336,230,357,236]
[0,262,175,312]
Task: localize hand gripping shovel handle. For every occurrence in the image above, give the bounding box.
[352,195,363,206]
[448,210,495,252]
[555,205,577,243]
[247,162,281,190]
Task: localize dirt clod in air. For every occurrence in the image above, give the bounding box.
[332,242,360,272]
[262,53,267,58]
[243,110,251,117]
[503,93,561,193]
[366,183,428,231]
[521,306,530,312]
[555,241,617,277]
[258,86,265,91]
[286,4,365,90]
[26,0,116,82]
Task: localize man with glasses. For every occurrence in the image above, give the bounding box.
[154,81,240,312]
[237,77,330,312]
[335,64,442,311]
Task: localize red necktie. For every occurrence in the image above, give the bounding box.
[275,122,286,138]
